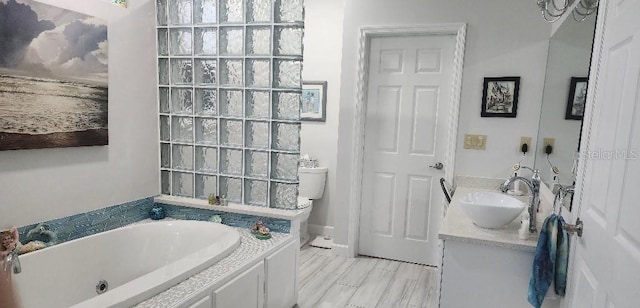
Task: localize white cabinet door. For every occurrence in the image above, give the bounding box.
[440,241,560,308]
[214,261,264,308]
[265,240,297,308]
[188,295,213,308]
[176,287,214,308]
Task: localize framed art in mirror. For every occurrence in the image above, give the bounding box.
[301,81,327,122]
[481,77,521,118]
[565,77,588,120]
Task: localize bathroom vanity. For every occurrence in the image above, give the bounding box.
[438,186,561,308]
[436,4,597,307]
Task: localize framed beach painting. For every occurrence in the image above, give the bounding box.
[0,0,109,151]
[481,77,521,118]
[301,81,327,122]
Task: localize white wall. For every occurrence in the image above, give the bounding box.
[300,0,345,230]
[0,0,159,228]
[332,0,551,248]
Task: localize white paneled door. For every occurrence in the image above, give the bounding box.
[566,0,640,306]
[359,34,455,265]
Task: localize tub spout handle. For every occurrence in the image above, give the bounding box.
[4,250,21,275]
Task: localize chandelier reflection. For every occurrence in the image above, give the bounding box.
[536,0,598,22]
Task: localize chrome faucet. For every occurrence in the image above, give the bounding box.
[500,167,541,233]
[553,184,575,211]
[3,249,21,275]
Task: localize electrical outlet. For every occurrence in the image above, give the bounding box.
[543,138,555,154]
[464,134,487,150]
[520,137,532,153]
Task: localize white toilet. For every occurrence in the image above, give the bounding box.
[297,167,328,247]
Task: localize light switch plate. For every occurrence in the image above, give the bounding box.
[464,134,487,150]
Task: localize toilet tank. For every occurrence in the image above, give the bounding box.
[298,167,328,199]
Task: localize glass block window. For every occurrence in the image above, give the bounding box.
[156,0,303,209]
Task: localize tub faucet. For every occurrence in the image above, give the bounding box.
[3,249,21,275]
[500,167,541,234]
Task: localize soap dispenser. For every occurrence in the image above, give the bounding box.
[518,212,530,240]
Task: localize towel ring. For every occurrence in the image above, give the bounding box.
[562,218,583,237]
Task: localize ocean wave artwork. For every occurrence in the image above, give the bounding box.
[0,0,108,151]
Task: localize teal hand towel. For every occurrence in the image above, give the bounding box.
[555,216,569,296]
[528,215,556,308]
[527,214,569,307]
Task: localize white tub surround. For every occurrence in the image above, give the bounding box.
[13,219,297,308]
[135,228,297,308]
[156,195,309,246]
[155,195,309,221]
[14,221,240,308]
[438,186,560,308]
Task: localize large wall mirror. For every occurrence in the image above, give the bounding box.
[535,9,597,191]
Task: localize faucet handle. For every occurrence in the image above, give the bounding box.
[528,168,541,181]
[561,185,575,194]
[519,165,538,173]
[520,165,531,171]
[4,248,21,274]
[516,165,539,180]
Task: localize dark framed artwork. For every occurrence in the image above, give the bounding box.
[0,0,109,151]
[301,81,327,122]
[481,77,521,118]
[565,77,588,120]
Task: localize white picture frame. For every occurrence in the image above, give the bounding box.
[301,81,327,122]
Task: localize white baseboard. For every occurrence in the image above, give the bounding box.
[308,224,334,237]
[331,243,350,257]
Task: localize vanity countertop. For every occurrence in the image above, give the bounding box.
[438,186,542,252]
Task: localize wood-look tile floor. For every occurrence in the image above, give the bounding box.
[296,245,438,308]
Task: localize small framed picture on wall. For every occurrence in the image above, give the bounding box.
[481,77,521,118]
[565,77,588,120]
[108,0,127,7]
[301,81,327,122]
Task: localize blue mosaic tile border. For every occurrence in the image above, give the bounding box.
[15,198,291,251]
[158,203,291,234]
[17,198,156,244]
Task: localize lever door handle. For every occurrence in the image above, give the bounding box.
[429,162,444,170]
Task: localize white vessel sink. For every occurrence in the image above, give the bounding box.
[459,192,526,229]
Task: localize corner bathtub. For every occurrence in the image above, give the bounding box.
[13,220,241,308]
